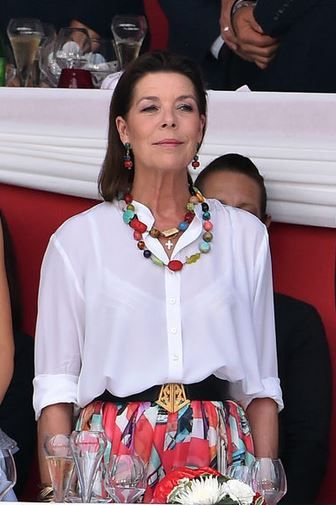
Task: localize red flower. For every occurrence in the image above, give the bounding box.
[152,466,221,503]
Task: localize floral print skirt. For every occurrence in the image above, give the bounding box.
[76,399,254,502]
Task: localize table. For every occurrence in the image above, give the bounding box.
[0,87,335,227]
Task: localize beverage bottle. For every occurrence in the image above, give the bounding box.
[0,33,6,86]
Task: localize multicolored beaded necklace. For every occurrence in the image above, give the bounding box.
[120,186,213,272]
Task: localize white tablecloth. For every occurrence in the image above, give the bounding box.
[0,87,335,227]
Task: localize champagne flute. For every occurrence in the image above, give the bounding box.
[70,430,107,503]
[0,448,17,501]
[250,458,287,505]
[104,454,146,503]
[7,18,43,87]
[44,434,74,503]
[111,15,147,69]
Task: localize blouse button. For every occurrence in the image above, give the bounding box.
[169,297,176,304]
[170,327,177,334]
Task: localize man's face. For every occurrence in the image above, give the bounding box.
[200,170,264,221]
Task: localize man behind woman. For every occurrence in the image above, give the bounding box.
[195,153,332,504]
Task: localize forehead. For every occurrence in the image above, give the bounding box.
[203,171,261,200]
[132,71,197,99]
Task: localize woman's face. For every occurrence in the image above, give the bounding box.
[116,72,205,175]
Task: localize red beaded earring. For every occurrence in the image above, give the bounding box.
[191,144,200,169]
[123,142,133,170]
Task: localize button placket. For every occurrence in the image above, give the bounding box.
[165,268,183,380]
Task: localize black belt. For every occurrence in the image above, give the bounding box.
[95,375,230,412]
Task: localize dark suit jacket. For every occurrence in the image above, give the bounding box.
[158,0,224,89]
[275,293,332,505]
[223,0,336,92]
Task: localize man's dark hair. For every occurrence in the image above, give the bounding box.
[195,153,267,218]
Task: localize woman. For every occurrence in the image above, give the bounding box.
[0,212,36,497]
[0,219,14,408]
[0,216,16,501]
[34,51,282,501]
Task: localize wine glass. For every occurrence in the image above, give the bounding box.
[227,463,253,485]
[111,15,147,69]
[0,449,17,501]
[39,38,60,87]
[32,22,56,86]
[104,454,146,503]
[250,458,287,505]
[84,38,119,88]
[7,17,43,86]
[44,434,74,503]
[54,28,91,70]
[70,430,107,503]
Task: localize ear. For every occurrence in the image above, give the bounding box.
[264,214,272,229]
[198,114,206,143]
[115,116,129,144]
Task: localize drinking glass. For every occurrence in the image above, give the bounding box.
[84,38,119,88]
[32,22,56,86]
[227,464,253,485]
[44,434,74,503]
[250,458,287,505]
[104,454,146,503]
[0,449,16,501]
[70,430,107,503]
[111,15,147,69]
[7,17,43,86]
[54,28,91,70]
[39,38,60,87]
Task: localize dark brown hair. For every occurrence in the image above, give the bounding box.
[98,51,207,201]
[0,212,22,330]
[195,153,267,219]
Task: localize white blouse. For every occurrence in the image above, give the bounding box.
[33,198,283,419]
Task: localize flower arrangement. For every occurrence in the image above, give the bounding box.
[152,467,265,505]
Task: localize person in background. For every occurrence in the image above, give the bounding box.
[0,213,36,497]
[218,0,336,92]
[70,0,150,51]
[158,0,223,89]
[34,51,282,503]
[0,0,78,38]
[195,153,332,504]
[0,217,13,419]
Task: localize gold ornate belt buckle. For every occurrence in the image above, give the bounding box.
[156,383,190,413]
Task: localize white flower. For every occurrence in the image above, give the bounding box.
[225,479,255,505]
[169,475,229,505]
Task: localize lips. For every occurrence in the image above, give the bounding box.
[154,139,183,146]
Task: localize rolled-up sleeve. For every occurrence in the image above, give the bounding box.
[230,231,283,411]
[33,235,84,420]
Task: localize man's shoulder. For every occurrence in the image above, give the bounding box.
[274,292,321,318]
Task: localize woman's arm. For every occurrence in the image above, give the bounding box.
[246,397,278,457]
[37,403,73,485]
[0,222,14,403]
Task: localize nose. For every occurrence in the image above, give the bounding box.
[161,121,176,128]
[160,108,177,128]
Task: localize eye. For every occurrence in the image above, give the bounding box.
[177,103,194,112]
[141,104,159,112]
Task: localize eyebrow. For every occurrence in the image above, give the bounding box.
[135,94,198,106]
